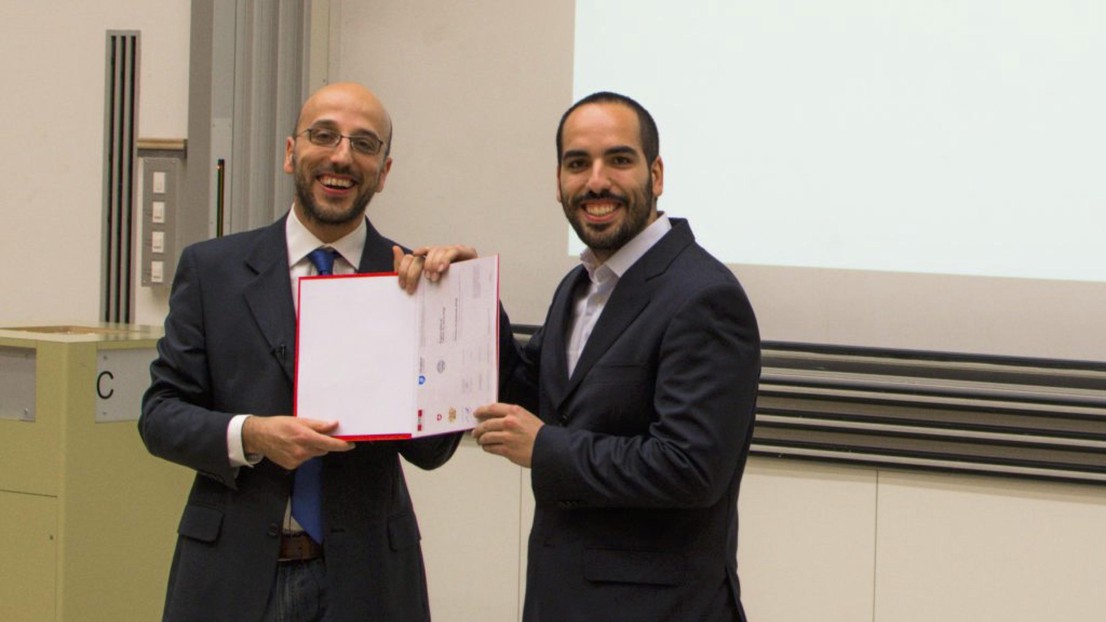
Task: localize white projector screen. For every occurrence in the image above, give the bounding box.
[571,0,1106,361]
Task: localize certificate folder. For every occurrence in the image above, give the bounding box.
[294,255,499,441]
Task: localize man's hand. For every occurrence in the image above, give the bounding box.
[472,403,543,468]
[393,245,478,294]
[242,415,354,470]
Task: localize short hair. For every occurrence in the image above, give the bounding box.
[555,91,659,165]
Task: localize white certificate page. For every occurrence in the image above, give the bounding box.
[295,256,499,440]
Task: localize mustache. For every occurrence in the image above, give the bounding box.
[313,164,362,184]
[571,189,627,208]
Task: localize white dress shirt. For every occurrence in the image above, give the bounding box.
[227,209,367,466]
[566,214,672,376]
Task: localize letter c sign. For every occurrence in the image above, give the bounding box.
[96,370,115,399]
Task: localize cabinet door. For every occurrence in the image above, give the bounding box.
[0,492,57,622]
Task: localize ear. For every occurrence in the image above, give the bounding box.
[373,156,394,192]
[282,136,296,174]
[650,156,664,199]
[555,164,564,203]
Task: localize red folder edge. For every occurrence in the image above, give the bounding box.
[294,271,415,442]
[293,258,499,442]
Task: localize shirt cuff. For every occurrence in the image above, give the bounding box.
[228,414,263,467]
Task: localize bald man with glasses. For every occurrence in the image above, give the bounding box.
[139,82,484,622]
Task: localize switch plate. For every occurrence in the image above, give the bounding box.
[140,156,181,287]
[150,261,164,284]
[152,171,166,194]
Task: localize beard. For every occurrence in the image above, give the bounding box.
[293,156,377,227]
[563,174,654,256]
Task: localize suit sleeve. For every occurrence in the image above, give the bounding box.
[531,282,760,509]
[499,305,541,413]
[396,434,463,470]
[138,247,239,488]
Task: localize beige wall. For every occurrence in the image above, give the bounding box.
[0,0,189,327]
[407,450,1106,622]
[327,0,578,325]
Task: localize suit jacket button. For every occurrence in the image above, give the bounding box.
[267,523,280,537]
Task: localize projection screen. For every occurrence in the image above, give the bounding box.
[571,0,1105,361]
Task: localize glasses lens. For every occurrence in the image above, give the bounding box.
[349,136,381,155]
[306,129,340,147]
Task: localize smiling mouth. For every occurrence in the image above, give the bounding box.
[578,199,623,223]
[318,175,354,190]
[585,201,618,216]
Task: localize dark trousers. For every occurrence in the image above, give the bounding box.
[261,559,331,622]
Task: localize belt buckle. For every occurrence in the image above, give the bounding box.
[279,532,322,563]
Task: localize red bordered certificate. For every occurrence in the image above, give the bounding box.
[295,255,499,440]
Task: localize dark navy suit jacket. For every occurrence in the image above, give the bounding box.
[502,219,760,622]
[139,215,461,622]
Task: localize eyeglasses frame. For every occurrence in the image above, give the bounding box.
[295,127,385,156]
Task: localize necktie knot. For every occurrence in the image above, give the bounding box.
[308,248,338,276]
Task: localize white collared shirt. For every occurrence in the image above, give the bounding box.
[227,209,368,466]
[566,214,672,376]
[285,208,367,310]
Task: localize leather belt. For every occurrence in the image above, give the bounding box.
[279,532,323,563]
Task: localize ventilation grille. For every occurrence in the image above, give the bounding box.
[101,31,140,324]
[755,343,1106,484]
[511,325,1106,485]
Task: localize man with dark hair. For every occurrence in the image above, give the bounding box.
[140,82,462,622]
[402,91,760,621]
[555,90,660,165]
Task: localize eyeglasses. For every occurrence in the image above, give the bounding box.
[296,127,385,156]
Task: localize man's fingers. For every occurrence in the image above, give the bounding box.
[299,418,339,433]
[474,402,507,421]
[393,245,479,290]
[401,257,426,293]
[392,246,428,293]
[423,247,452,277]
[296,418,354,452]
[428,246,478,276]
[391,245,406,272]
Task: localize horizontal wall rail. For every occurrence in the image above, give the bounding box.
[515,326,1106,483]
[755,343,1106,483]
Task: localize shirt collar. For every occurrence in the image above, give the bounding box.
[580,213,672,280]
[286,207,368,270]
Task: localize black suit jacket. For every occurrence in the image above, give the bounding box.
[502,219,760,622]
[139,215,461,622]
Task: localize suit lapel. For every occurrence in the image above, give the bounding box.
[554,219,696,413]
[357,218,397,273]
[240,216,396,384]
[542,267,588,411]
[557,273,649,409]
[243,217,297,382]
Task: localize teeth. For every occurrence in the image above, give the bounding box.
[320,176,353,189]
[584,202,617,217]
